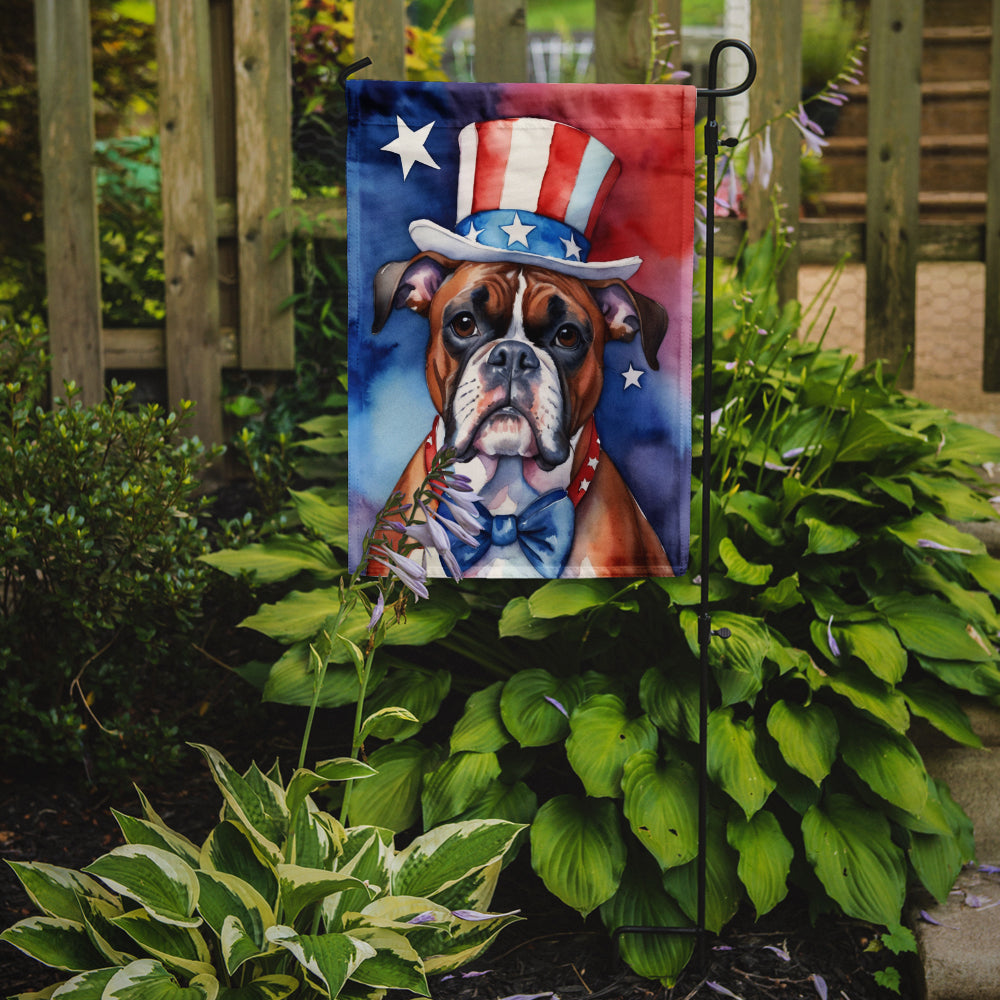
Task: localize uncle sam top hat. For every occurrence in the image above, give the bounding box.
[408,117,642,281]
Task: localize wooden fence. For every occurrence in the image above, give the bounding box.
[33,0,1000,445]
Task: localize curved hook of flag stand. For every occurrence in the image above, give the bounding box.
[339,40,758,976]
[612,38,756,974]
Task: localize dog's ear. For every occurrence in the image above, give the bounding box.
[372,253,457,333]
[588,280,669,371]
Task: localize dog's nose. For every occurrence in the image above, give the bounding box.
[486,341,539,376]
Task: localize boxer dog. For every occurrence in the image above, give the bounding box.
[370,250,674,578]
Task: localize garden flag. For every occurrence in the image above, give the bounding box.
[347,81,695,579]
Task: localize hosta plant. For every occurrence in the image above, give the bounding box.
[1,744,523,999]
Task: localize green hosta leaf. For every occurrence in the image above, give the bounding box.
[724,490,784,545]
[83,846,200,928]
[875,594,995,662]
[935,421,1000,464]
[803,517,859,556]
[200,822,278,910]
[0,916,107,971]
[5,862,118,922]
[38,966,118,998]
[359,706,421,742]
[497,596,565,639]
[260,643,386,709]
[802,793,906,926]
[103,959,218,1000]
[707,708,776,818]
[718,537,772,585]
[393,820,524,901]
[835,621,907,684]
[639,664,699,742]
[916,655,1000,697]
[661,810,741,933]
[111,908,214,978]
[421,751,502,828]
[499,670,584,747]
[285,760,376,823]
[866,474,914,509]
[906,472,998,522]
[681,610,770,706]
[191,746,287,863]
[727,811,793,918]
[265,926,375,997]
[362,667,451,740]
[450,682,511,754]
[565,695,658,798]
[765,700,838,786]
[530,795,626,917]
[112,812,201,868]
[346,926,428,994]
[911,562,1000,633]
[195,871,273,974]
[453,779,538,827]
[277,865,374,925]
[909,819,966,905]
[839,719,929,817]
[288,488,349,545]
[347,740,442,832]
[621,751,698,871]
[599,853,694,987]
[901,680,982,748]
[200,535,341,584]
[966,553,1000,597]
[835,410,927,463]
[810,661,910,732]
[216,975,299,999]
[885,512,985,557]
[527,578,620,617]
[755,573,804,614]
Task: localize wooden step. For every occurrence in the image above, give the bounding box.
[812,190,987,222]
[922,25,993,83]
[922,0,992,28]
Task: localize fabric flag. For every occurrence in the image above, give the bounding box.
[347,81,695,579]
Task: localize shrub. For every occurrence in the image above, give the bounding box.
[0,317,220,784]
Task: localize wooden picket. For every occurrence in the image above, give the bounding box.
[30,0,1000,447]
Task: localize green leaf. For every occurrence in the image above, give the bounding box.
[103,959,218,999]
[362,667,451,740]
[83,846,200,928]
[935,421,1000,464]
[499,670,584,747]
[288,488,348,545]
[802,793,906,926]
[200,535,341,584]
[360,706,421,742]
[527,579,620,617]
[718,537,773,585]
[566,695,658,798]
[707,707,776,818]
[916,655,1000,697]
[599,853,694,987]
[874,594,995,662]
[909,826,965,905]
[724,490,784,545]
[681,610,770,706]
[110,909,214,978]
[450,682,511,754]
[276,865,373,925]
[216,976,299,1000]
[346,926,429,994]
[755,573,805,614]
[260,643,386,709]
[639,664,699,742]
[727,811,793,917]
[285,759,376,822]
[421,751,502,828]
[901,680,982,748]
[199,822,278,910]
[530,795,626,917]
[765,700,838,786]
[966,553,1000,597]
[839,718,929,817]
[112,812,201,868]
[347,740,442,832]
[834,621,908,684]
[886,512,985,557]
[810,661,910,732]
[621,751,699,871]
[0,916,107,972]
[906,472,998,522]
[265,926,374,997]
[452,779,538,827]
[835,410,927,463]
[4,862,118,922]
[195,871,273,974]
[33,967,117,998]
[497,596,565,639]
[803,517,859,556]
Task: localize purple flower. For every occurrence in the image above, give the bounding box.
[706,983,742,999]
[544,695,569,718]
[812,974,828,1000]
[763,944,790,961]
[370,544,429,600]
[747,125,774,191]
[917,538,972,555]
[791,104,829,156]
[827,616,841,658]
[407,911,438,925]
[451,908,520,921]
[367,590,385,631]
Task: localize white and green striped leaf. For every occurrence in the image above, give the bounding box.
[47,966,118,998]
[214,975,299,1000]
[112,812,201,868]
[5,862,117,922]
[102,959,218,1000]
[199,822,278,909]
[195,870,273,971]
[0,916,107,972]
[110,909,214,978]
[276,864,374,925]
[264,926,375,997]
[345,926,428,994]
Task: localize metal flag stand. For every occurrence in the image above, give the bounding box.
[611,37,756,972]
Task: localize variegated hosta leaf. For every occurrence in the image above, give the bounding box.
[529,795,626,917]
[83,846,200,928]
[77,894,136,966]
[112,810,201,868]
[621,751,699,871]
[450,681,511,754]
[46,966,118,997]
[214,974,299,1000]
[102,958,218,999]
[276,864,375,925]
[323,829,393,931]
[200,822,278,910]
[195,871,274,974]
[765,700,838,786]
[345,926,429,995]
[191,745,287,863]
[110,908,214,978]
[4,861,118,922]
[0,916,107,972]
[599,853,694,987]
[391,820,524,901]
[802,793,906,926]
[565,695,658,799]
[421,751,502,829]
[499,669,585,747]
[285,760,375,823]
[706,707,776,819]
[422,908,523,975]
[265,926,375,998]
[727,810,793,917]
[424,859,502,916]
[288,801,344,870]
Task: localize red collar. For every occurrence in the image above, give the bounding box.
[424,415,599,508]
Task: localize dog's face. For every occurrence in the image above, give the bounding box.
[373,253,668,471]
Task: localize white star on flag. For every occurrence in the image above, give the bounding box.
[622,363,644,389]
[465,220,483,242]
[501,212,535,248]
[587,456,598,470]
[381,117,440,179]
[561,234,583,260]
[579,478,591,492]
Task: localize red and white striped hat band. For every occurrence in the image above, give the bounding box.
[408,117,643,280]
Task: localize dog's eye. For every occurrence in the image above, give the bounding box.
[555,324,580,349]
[450,312,477,338]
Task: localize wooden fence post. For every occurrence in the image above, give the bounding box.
[746,0,801,306]
[233,0,294,370]
[983,0,1000,390]
[34,0,104,405]
[474,0,527,82]
[594,0,655,84]
[864,0,923,389]
[157,0,223,445]
[354,0,406,80]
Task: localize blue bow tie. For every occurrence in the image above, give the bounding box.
[440,489,576,577]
